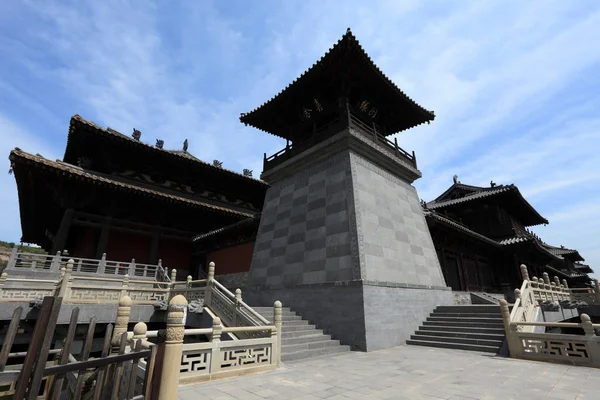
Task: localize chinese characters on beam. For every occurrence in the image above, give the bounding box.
[300,99,324,121]
[358,100,378,119]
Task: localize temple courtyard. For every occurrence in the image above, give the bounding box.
[178,346,596,400]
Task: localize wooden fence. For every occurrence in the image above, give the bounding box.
[0,297,157,399]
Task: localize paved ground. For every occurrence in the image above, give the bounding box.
[178,346,597,400]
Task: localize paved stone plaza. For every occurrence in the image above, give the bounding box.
[178,346,597,399]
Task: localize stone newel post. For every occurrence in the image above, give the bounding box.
[594,279,600,303]
[112,295,132,350]
[273,301,282,367]
[158,295,187,400]
[58,259,74,298]
[205,262,215,307]
[520,264,530,282]
[581,314,595,336]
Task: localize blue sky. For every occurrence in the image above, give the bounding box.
[0,1,599,278]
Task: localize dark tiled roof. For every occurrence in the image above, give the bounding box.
[240,28,435,138]
[426,183,548,226]
[192,216,260,242]
[541,243,584,261]
[427,185,514,209]
[574,263,594,274]
[543,265,589,279]
[70,115,268,185]
[500,234,563,261]
[424,210,500,247]
[10,149,254,218]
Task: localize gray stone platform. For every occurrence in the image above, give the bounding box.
[178,345,597,399]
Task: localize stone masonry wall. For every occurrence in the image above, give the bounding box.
[247,151,357,289]
[362,284,454,351]
[350,153,446,287]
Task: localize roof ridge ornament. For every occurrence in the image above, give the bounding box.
[183,139,188,152]
[132,128,141,141]
[155,139,164,150]
[453,175,459,184]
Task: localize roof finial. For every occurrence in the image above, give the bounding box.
[346,27,352,33]
[453,175,458,184]
[132,128,141,141]
[183,139,188,152]
[490,180,496,188]
[155,139,164,150]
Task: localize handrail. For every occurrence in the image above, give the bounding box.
[211,280,269,325]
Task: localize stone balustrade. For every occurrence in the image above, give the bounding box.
[499,264,600,367]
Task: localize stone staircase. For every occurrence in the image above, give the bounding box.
[406,305,505,353]
[252,306,350,363]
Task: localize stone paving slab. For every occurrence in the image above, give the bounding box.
[178,345,598,399]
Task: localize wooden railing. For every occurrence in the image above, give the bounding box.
[0,298,158,399]
[262,109,418,172]
[5,248,170,281]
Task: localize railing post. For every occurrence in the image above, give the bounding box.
[121,274,130,298]
[0,272,7,295]
[170,268,177,283]
[98,253,107,274]
[187,275,192,288]
[553,276,561,287]
[112,296,132,350]
[158,295,187,400]
[5,247,17,271]
[131,322,148,350]
[235,288,242,302]
[273,301,282,367]
[58,260,73,298]
[514,288,521,303]
[205,262,215,307]
[209,317,223,375]
[520,264,530,282]
[50,251,62,272]
[542,272,551,288]
[581,314,595,336]
[562,279,569,290]
[129,258,136,277]
[594,279,600,304]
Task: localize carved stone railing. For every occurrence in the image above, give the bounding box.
[4,248,169,281]
[123,296,282,396]
[501,308,600,367]
[0,259,206,305]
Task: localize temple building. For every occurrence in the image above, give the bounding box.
[9,29,594,299]
[423,178,593,293]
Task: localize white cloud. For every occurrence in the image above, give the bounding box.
[2,1,599,277]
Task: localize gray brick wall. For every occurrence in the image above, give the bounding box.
[248,151,356,289]
[244,283,367,350]
[350,153,446,287]
[362,284,454,351]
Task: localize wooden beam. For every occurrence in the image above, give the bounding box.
[52,209,74,254]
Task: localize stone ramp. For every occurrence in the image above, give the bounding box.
[252,306,350,362]
[406,305,505,353]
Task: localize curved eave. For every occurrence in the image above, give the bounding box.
[240,28,435,138]
[424,210,500,248]
[428,185,548,227]
[10,149,254,219]
[65,115,269,187]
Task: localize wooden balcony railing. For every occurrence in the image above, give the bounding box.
[263,111,417,172]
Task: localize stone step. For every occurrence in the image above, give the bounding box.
[413,330,505,341]
[281,344,351,363]
[281,324,317,332]
[281,329,326,339]
[281,319,311,327]
[282,334,333,346]
[406,339,500,353]
[419,325,505,335]
[431,312,501,319]
[426,316,503,324]
[435,305,500,313]
[410,334,503,347]
[422,321,504,328]
[282,339,342,353]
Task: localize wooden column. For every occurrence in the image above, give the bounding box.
[149,228,161,265]
[95,217,112,259]
[52,209,74,254]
